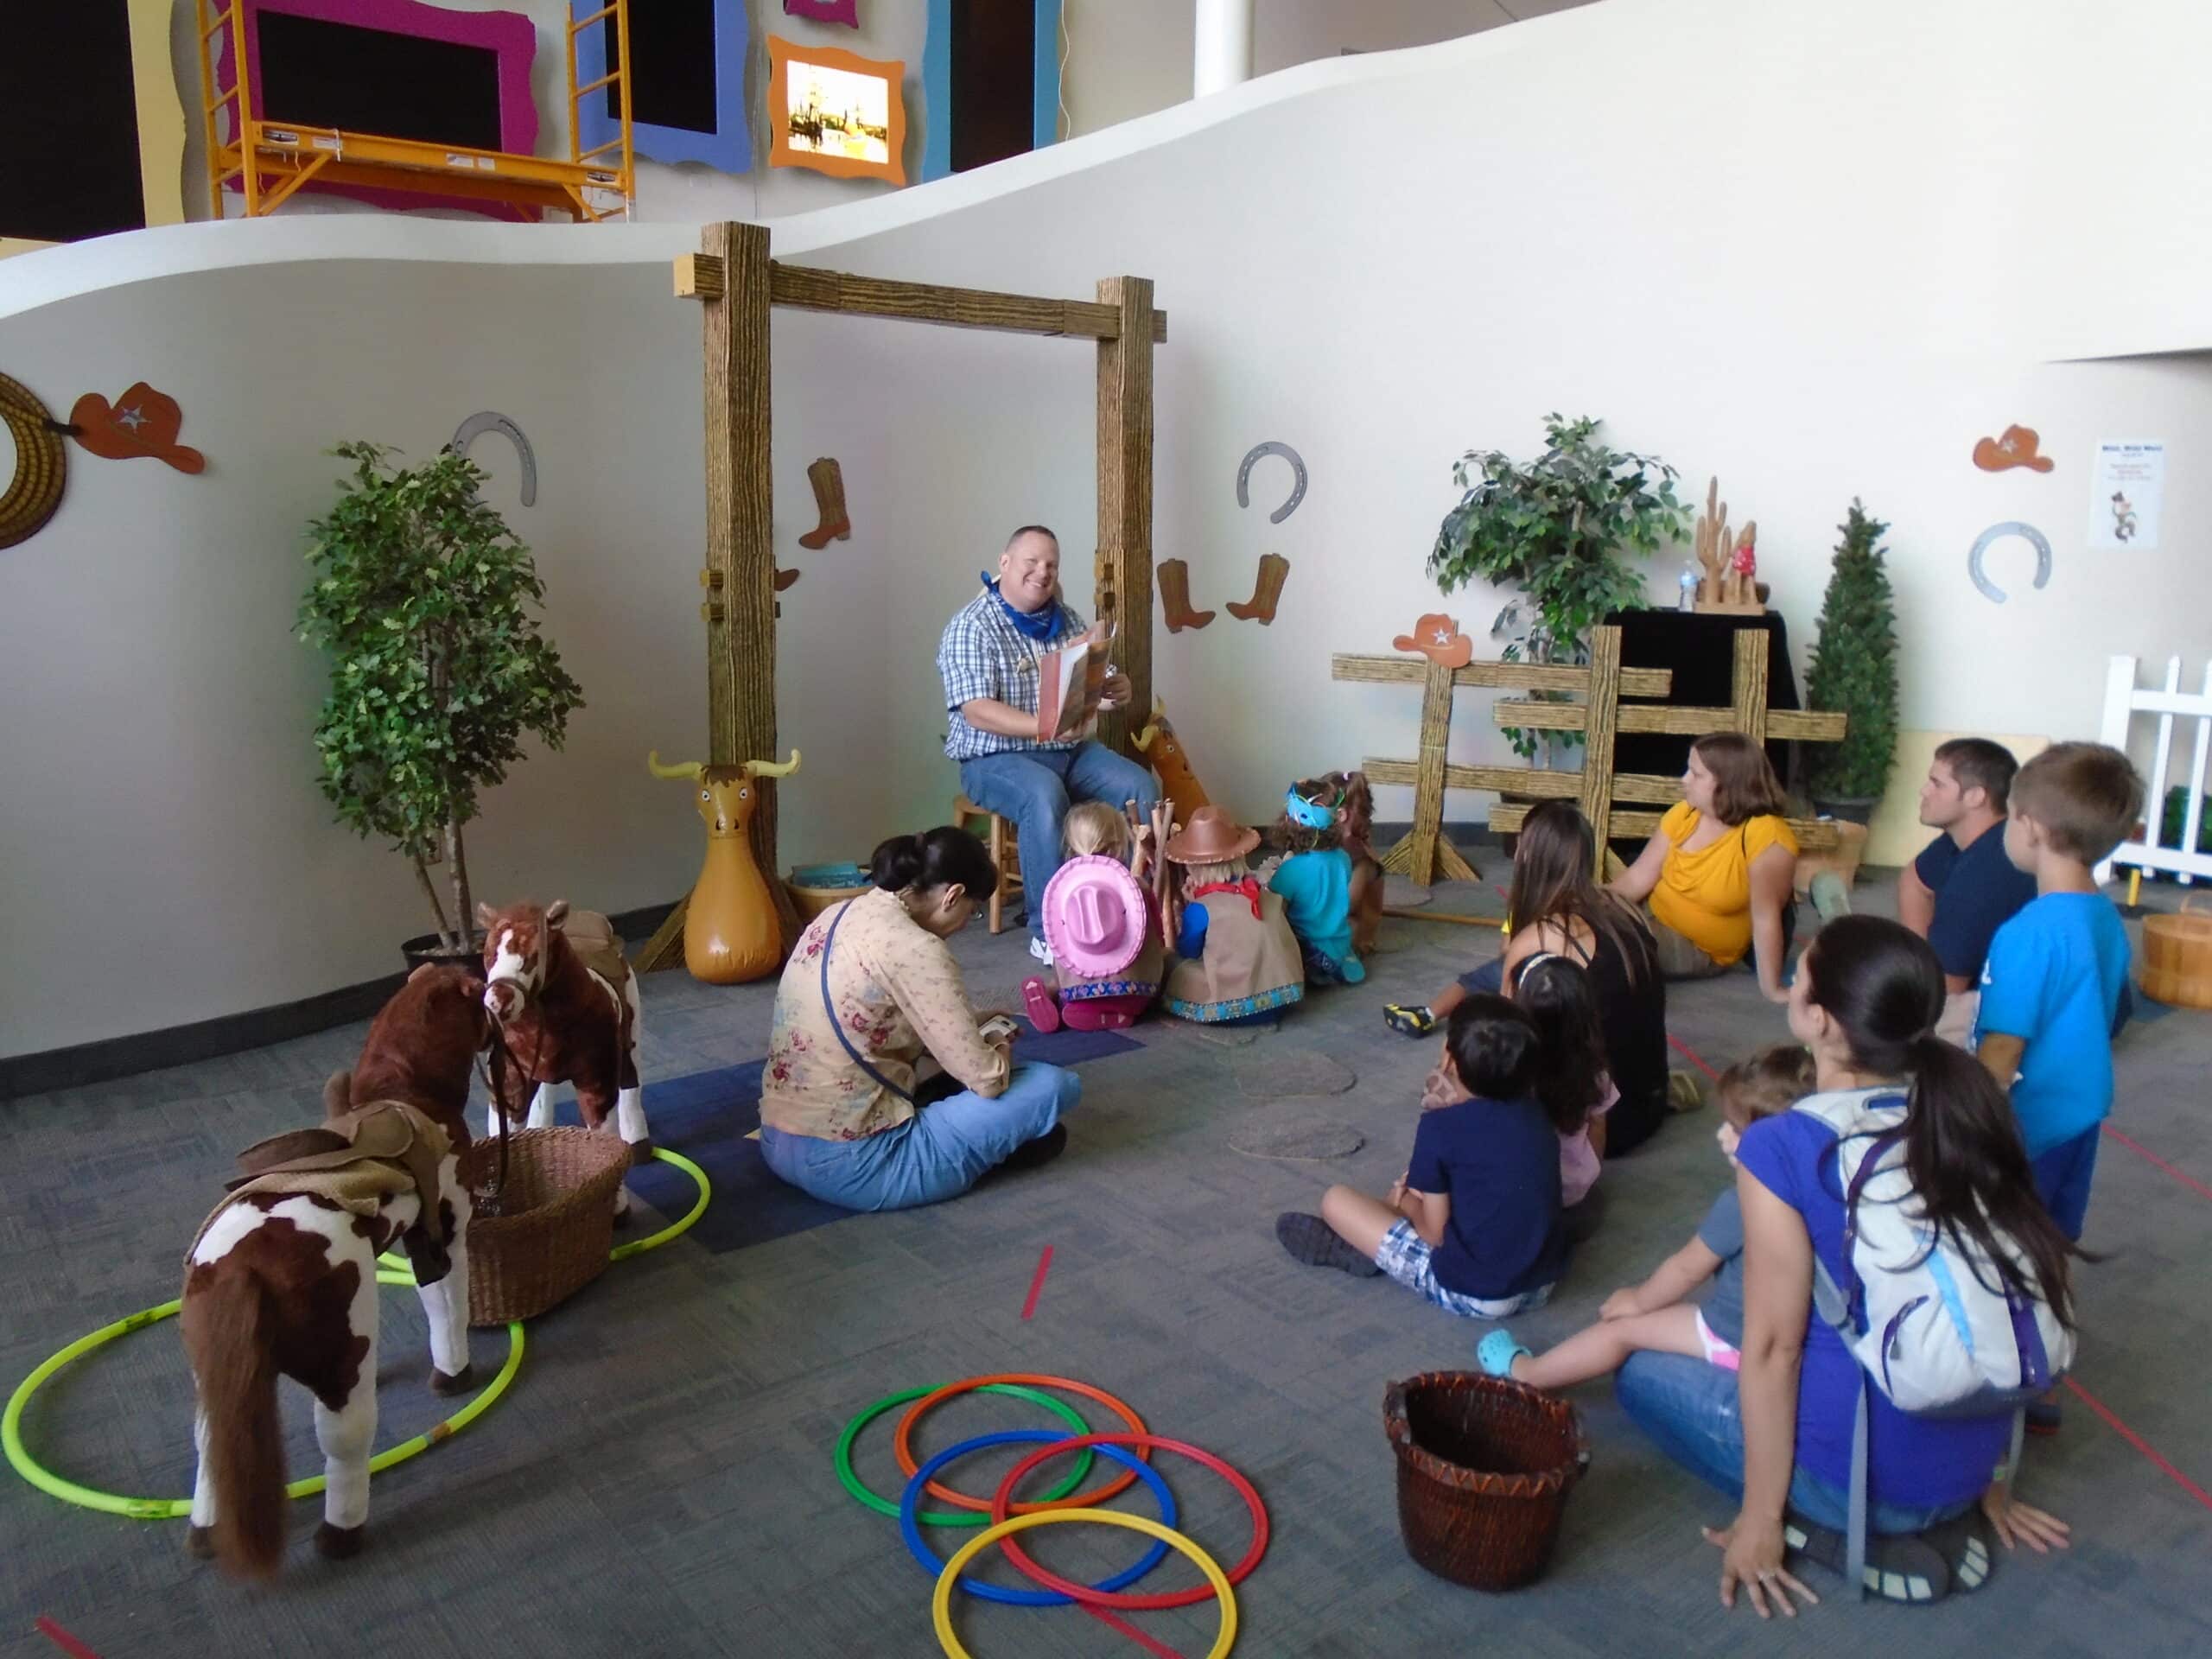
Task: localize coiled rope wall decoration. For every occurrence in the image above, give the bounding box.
[0,372,67,550]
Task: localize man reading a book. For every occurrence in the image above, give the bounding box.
[939,524,1160,966]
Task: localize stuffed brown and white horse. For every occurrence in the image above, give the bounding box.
[181,964,489,1577]
[477,900,649,1177]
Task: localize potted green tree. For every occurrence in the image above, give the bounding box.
[1802,499,1899,825]
[299,442,585,968]
[1428,414,1691,760]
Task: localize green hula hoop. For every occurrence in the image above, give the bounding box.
[836,1385,1095,1527]
[378,1146,710,1279]
[3,1270,523,1521]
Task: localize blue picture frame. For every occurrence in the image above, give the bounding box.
[922,0,1063,183]
[572,0,751,175]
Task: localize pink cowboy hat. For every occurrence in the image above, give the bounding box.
[1040,855,1149,978]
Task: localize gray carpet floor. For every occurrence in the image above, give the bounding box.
[3,874,2209,1657]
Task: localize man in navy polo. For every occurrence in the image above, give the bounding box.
[1897,738,2038,1042]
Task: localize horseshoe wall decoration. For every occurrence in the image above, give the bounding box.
[448,410,537,507]
[0,372,68,550]
[1236,441,1307,524]
[1967,520,2052,604]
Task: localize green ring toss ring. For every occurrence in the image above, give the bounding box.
[836,1386,1096,1526]
[378,1145,712,1278]
[3,1269,523,1519]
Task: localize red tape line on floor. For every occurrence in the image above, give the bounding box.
[2100,1123,2212,1205]
[35,1618,102,1659]
[2063,1376,2212,1513]
[1020,1245,1053,1320]
[1666,1032,1719,1081]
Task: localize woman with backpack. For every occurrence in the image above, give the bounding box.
[1616,916,2078,1612]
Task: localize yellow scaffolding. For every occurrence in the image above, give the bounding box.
[197,0,635,223]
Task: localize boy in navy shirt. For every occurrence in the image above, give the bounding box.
[1276,996,1561,1318]
[1974,741,2142,1430]
[1897,738,2038,1044]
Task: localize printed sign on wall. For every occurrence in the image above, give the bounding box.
[2088,440,2164,550]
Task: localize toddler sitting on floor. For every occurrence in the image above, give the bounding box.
[1277,995,1560,1319]
[1476,1043,1815,1384]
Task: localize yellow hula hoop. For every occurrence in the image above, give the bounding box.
[931,1510,1238,1659]
[3,1270,523,1520]
[376,1145,710,1279]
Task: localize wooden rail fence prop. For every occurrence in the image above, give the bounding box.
[1332,626,1847,888]
[639,226,1167,972]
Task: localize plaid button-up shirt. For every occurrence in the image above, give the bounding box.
[937,586,1089,760]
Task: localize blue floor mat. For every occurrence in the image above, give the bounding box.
[543,1024,1142,1254]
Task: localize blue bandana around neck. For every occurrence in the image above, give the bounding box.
[982,571,1062,644]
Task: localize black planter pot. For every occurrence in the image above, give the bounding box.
[1811,796,1879,827]
[401,931,486,974]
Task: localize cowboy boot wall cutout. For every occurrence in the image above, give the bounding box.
[798,456,849,550]
[1226,553,1291,625]
[775,567,802,591]
[1157,557,1216,632]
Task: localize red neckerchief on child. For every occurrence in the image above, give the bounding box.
[1190,876,1262,918]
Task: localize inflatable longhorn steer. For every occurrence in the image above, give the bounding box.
[648,748,802,983]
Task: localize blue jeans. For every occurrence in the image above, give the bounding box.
[1457,956,1507,996]
[959,744,1160,940]
[1615,1352,1975,1535]
[758,1063,1079,1211]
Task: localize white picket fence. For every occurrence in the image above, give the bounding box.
[2097,654,2212,887]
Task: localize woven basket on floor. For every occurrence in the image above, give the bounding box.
[459,1127,631,1327]
[1383,1370,1588,1592]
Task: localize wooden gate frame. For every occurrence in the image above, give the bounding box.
[1332,625,1846,887]
[639,222,1166,970]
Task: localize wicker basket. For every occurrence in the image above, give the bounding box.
[1383,1371,1588,1592]
[2141,899,2212,1011]
[459,1127,632,1327]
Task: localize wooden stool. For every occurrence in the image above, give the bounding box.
[954,794,1025,935]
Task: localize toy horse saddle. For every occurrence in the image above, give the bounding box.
[558,908,632,995]
[217,1097,459,1285]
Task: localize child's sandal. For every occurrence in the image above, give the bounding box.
[1382,1002,1437,1038]
[1476,1330,1530,1379]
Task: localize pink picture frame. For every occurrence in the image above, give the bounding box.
[217,0,542,219]
[785,1,861,25]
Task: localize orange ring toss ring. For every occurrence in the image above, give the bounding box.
[894,1373,1150,1512]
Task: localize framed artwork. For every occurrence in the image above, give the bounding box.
[922,0,1063,181]
[1,0,186,257]
[573,0,751,175]
[215,0,541,219]
[766,37,907,186]
[784,0,860,23]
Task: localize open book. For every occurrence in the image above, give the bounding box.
[1035,620,1115,740]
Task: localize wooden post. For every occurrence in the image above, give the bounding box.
[1579,626,1624,863]
[1731,627,1771,747]
[646,220,796,970]
[1095,276,1154,758]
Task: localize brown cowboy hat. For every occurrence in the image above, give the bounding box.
[1971,424,2054,474]
[1164,804,1259,865]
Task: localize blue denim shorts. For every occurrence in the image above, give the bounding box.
[1374,1220,1553,1319]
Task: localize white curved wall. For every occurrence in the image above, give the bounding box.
[6,0,2212,1059]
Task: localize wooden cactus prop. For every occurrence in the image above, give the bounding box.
[1693,476,1763,613]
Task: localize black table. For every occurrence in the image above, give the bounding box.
[1605,606,1803,808]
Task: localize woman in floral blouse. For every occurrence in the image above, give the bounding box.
[758,828,1081,1210]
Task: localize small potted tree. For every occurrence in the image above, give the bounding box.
[1428,413,1691,762]
[1802,499,1899,826]
[300,441,585,968]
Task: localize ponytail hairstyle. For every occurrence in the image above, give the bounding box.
[1798,915,2078,1325]
[1063,801,1131,860]
[869,826,999,901]
[1271,777,1344,855]
[1510,954,1609,1135]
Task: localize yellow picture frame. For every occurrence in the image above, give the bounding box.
[766,35,907,187]
[1,0,188,259]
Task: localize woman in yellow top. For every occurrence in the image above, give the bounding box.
[1611,734,1798,1003]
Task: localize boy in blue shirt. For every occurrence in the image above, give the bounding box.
[1973,741,2142,1431]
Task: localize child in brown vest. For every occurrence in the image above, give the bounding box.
[1162,806,1306,1023]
